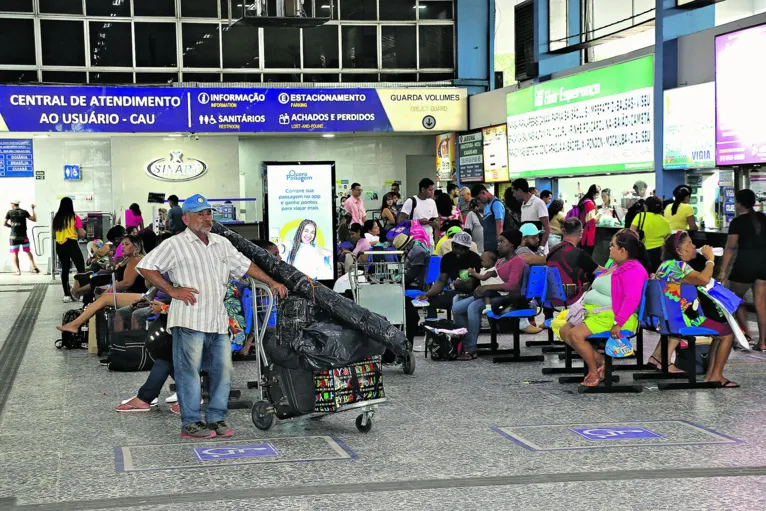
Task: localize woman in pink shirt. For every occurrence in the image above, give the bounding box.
[559,229,649,386]
[125,203,145,232]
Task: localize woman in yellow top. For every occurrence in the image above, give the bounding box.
[664,185,698,231]
[53,197,86,302]
[631,196,671,274]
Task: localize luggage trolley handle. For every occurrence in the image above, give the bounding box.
[248,278,275,367]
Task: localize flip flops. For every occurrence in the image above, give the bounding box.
[115,402,151,413]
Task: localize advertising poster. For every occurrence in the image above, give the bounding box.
[482,124,510,182]
[506,55,654,177]
[436,133,456,181]
[0,86,467,134]
[458,132,484,182]
[663,82,715,170]
[267,163,335,281]
[715,24,766,165]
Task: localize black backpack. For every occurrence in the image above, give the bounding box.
[624,199,647,232]
[55,308,87,350]
[489,198,519,231]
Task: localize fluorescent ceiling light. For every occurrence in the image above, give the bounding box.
[322,134,335,138]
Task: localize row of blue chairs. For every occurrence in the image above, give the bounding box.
[484,266,727,394]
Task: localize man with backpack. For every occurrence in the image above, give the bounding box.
[471,184,508,252]
[546,218,602,304]
[398,178,439,242]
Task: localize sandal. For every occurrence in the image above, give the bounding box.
[720,380,740,388]
[457,351,477,361]
[115,402,151,413]
[580,372,603,387]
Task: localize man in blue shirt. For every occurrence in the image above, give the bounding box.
[471,184,505,252]
[166,195,184,234]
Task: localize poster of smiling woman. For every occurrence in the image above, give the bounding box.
[266,162,337,281]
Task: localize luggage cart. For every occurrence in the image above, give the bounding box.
[349,251,415,375]
[247,278,385,433]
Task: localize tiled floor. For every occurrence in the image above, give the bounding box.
[1,272,766,510]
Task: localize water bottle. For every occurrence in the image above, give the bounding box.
[698,247,724,257]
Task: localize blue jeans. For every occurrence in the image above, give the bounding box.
[172,327,232,427]
[137,358,174,404]
[451,295,504,351]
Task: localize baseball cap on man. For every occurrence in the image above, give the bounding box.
[452,231,473,248]
[520,223,542,237]
[182,194,216,214]
[10,200,20,205]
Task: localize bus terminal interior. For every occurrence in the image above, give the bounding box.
[3,1,766,510]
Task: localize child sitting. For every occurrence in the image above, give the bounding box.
[468,251,508,315]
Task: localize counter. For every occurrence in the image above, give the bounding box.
[225,222,264,241]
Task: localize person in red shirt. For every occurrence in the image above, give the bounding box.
[452,229,528,360]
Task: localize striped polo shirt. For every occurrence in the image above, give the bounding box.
[137,229,252,334]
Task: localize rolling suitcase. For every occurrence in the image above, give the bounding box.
[96,273,119,356]
[265,296,317,419]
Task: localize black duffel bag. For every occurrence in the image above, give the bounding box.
[107,330,154,372]
[423,319,464,361]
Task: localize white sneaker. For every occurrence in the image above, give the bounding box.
[482,305,492,316]
[165,393,178,404]
[62,296,76,303]
[121,396,158,407]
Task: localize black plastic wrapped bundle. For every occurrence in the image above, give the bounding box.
[211,222,408,358]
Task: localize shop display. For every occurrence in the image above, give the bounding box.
[436,133,456,182]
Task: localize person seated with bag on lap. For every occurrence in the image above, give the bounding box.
[558,230,649,387]
[469,251,508,315]
[416,231,482,323]
[57,235,148,334]
[647,231,738,387]
[454,230,530,360]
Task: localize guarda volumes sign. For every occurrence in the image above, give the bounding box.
[146,150,208,182]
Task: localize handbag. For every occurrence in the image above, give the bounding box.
[704,281,743,314]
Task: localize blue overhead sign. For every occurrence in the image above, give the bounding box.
[0,139,33,178]
[0,85,467,134]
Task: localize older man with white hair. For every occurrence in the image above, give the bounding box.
[138,193,287,440]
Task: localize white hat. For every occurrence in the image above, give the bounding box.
[10,200,20,205]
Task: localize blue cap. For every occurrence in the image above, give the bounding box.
[182,194,215,214]
[520,223,542,237]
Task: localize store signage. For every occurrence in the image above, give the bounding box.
[146,150,208,182]
[436,133,456,181]
[0,139,33,178]
[716,24,766,165]
[506,55,654,178]
[458,131,484,183]
[482,124,510,183]
[267,163,335,281]
[0,86,467,134]
[663,82,715,170]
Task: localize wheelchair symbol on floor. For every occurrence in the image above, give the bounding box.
[570,426,664,441]
[194,444,279,461]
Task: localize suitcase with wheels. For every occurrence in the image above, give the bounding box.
[264,296,318,419]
